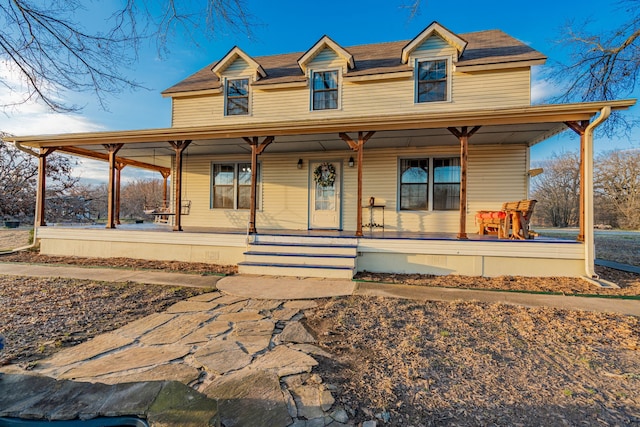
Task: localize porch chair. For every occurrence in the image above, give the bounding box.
[476,202,510,238]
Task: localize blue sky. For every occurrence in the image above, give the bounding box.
[0,0,637,183]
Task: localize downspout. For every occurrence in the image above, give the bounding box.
[0,141,40,254]
[583,106,610,280]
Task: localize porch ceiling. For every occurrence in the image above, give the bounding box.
[8,99,635,167]
[90,122,567,161]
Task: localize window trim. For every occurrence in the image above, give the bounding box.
[210,161,260,210]
[414,56,452,104]
[310,68,341,111]
[398,156,460,212]
[224,77,251,116]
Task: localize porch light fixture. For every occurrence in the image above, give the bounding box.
[297,158,303,169]
[348,156,354,167]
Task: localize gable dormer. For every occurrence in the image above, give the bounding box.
[211,47,266,116]
[401,21,467,64]
[212,46,267,80]
[297,35,355,74]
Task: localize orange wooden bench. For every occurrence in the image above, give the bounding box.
[476,200,537,239]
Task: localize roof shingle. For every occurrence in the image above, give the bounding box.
[162,29,545,95]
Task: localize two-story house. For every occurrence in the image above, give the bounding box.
[10,22,635,281]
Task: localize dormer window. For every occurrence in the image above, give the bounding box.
[225,78,249,115]
[312,70,339,110]
[416,59,449,103]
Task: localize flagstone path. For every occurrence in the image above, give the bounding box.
[1,291,349,427]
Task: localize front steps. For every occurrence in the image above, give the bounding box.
[238,234,358,279]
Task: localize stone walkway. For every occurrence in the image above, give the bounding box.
[2,290,348,427]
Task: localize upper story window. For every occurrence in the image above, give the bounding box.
[225,78,249,115]
[416,59,449,103]
[312,70,339,110]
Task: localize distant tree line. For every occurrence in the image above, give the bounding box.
[531,149,640,230]
[0,141,164,223]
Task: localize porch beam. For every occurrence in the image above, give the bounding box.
[339,131,375,237]
[243,136,274,234]
[36,147,57,227]
[168,140,192,231]
[56,146,170,174]
[565,120,590,242]
[448,126,481,239]
[104,144,124,229]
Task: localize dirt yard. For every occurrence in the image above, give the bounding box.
[305,297,640,426]
[1,228,639,425]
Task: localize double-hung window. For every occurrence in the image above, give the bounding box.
[211,162,259,209]
[433,157,460,210]
[311,70,339,110]
[225,78,249,115]
[399,157,460,211]
[416,59,448,103]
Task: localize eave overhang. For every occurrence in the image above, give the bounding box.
[9,100,635,149]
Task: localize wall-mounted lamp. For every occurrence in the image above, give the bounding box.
[348,156,354,168]
[297,158,303,169]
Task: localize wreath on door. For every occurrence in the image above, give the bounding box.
[313,162,336,187]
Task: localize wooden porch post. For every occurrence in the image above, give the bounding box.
[448,126,481,239]
[160,170,171,209]
[168,140,192,231]
[36,148,57,227]
[565,120,590,242]
[339,131,375,237]
[242,136,274,234]
[104,144,123,229]
[115,162,126,225]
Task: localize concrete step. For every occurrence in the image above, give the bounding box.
[252,234,358,247]
[248,241,357,256]
[244,251,356,267]
[238,262,355,279]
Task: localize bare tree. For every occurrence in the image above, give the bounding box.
[0,141,78,221]
[530,152,581,227]
[0,0,252,113]
[547,0,640,133]
[120,178,164,219]
[595,149,640,229]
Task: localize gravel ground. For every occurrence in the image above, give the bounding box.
[1,228,639,426]
[306,297,640,426]
[0,276,208,366]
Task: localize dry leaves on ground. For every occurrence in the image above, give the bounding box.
[306,296,640,426]
[0,276,208,365]
[1,251,237,275]
[355,265,640,296]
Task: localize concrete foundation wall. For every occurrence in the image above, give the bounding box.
[38,228,246,266]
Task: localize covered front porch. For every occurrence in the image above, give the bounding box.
[9,100,635,279]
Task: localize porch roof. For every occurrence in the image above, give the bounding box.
[8,99,636,168]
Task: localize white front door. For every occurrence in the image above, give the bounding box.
[309,161,341,229]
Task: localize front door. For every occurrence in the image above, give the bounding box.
[309,161,341,229]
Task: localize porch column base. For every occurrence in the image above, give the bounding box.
[457,233,468,240]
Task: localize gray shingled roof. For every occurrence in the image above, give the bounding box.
[162,29,546,95]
